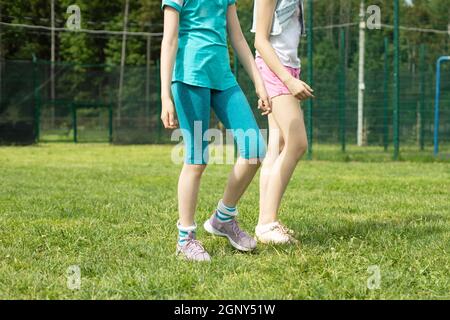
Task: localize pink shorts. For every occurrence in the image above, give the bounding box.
[255,56,301,99]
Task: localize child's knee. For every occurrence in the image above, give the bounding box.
[288,137,308,161]
[184,164,207,177]
[238,157,263,166]
[246,141,267,163]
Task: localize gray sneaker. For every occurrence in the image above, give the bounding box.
[176,231,211,262]
[204,213,257,252]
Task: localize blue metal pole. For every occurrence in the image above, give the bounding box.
[434,56,450,156]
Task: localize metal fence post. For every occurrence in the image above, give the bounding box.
[306,0,314,159]
[108,90,114,144]
[419,44,426,151]
[393,0,400,160]
[383,37,389,151]
[32,55,41,143]
[339,28,346,152]
[109,103,113,143]
[72,103,77,143]
[156,59,162,143]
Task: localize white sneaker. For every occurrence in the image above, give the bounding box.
[255,222,299,245]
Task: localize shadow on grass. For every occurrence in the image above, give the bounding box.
[202,213,448,257]
[293,213,449,248]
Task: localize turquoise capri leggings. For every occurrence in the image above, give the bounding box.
[171,81,267,165]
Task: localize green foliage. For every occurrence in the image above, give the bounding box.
[1,0,449,70]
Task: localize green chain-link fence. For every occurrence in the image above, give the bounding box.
[0,53,449,160]
[0,59,36,144]
[29,58,165,144]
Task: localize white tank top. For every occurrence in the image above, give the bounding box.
[256,4,301,68]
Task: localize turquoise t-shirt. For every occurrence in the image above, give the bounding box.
[162,0,238,90]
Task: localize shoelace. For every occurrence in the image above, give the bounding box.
[271,224,294,237]
[185,239,207,256]
[230,219,247,238]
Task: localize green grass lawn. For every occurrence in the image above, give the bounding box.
[0,144,449,299]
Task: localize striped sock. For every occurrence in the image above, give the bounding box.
[215,200,237,223]
[177,223,197,247]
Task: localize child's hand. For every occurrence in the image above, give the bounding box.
[161,96,179,129]
[255,82,272,116]
[285,77,315,101]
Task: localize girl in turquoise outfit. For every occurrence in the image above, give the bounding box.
[161,0,270,261]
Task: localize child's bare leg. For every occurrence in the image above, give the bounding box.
[259,115,284,225]
[259,95,307,224]
[204,157,260,252]
[204,85,264,252]
[178,164,207,227]
[222,158,261,207]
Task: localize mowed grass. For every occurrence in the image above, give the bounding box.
[0,144,449,299]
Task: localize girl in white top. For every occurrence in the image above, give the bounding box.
[252,0,314,244]
[252,0,304,68]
